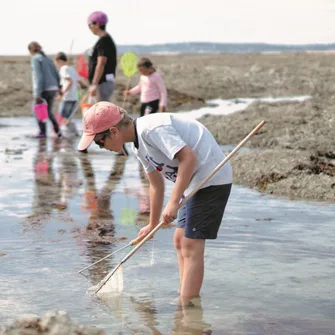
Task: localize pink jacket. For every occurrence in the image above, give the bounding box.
[129,72,167,106]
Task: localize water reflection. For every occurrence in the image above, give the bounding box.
[136,163,151,226]
[30,139,61,220]
[128,295,161,334]
[1,117,332,333]
[57,140,82,211]
[29,139,82,224]
[101,294,212,335]
[78,153,127,284]
[171,298,212,335]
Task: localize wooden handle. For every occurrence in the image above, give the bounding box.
[125,221,165,260]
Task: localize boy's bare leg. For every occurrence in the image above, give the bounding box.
[180,237,205,300]
[174,228,185,291]
[174,229,205,305]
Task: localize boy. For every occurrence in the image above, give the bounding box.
[77,102,232,306]
[54,52,85,137]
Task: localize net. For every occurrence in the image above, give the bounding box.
[87,265,124,297]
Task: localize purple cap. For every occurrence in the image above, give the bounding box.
[88,11,108,26]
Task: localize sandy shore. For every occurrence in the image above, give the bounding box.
[0,53,334,202]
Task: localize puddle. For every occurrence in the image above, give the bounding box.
[0,99,335,334]
[176,95,311,120]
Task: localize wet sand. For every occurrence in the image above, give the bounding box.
[0,52,334,201]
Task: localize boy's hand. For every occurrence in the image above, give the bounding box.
[137,224,154,240]
[159,106,166,112]
[162,200,179,224]
[123,90,130,97]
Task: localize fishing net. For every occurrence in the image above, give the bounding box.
[87,265,124,297]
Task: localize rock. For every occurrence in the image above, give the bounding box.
[227,150,335,201]
[0,311,105,335]
[199,93,335,202]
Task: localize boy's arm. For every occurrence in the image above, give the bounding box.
[137,169,164,239]
[162,146,197,223]
[147,169,165,227]
[62,77,73,94]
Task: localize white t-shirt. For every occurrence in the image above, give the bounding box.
[59,65,79,101]
[132,113,233,196]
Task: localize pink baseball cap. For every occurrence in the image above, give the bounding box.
[88,11,108,26]
[77,102,123,151]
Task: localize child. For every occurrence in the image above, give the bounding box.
[77,102,232,306]
[124,58,167,116]
[54,52,85,137]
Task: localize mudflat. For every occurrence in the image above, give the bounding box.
[1,52,334,201]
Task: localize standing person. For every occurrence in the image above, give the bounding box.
[77,102,233,307]
[79,11,118,154]
[28,42,62,138]
[124,57,167,116]
[87,11,117,102]
[54,52,86,137]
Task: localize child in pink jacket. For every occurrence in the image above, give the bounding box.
[124,58,167,116]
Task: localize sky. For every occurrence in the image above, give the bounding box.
[1,0,335,55]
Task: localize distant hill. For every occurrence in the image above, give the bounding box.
[117,42,335,54]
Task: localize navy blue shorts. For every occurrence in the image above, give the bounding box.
[177,184,232,239]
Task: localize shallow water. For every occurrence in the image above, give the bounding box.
[1,108,335,334]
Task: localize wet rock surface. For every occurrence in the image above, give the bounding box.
[228,149,335,201]
[201,95,335,201]
[0,311,105,335]
[242,314,335,335]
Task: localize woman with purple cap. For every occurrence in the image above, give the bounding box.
[87,11,117,103]
[81,11,125,154]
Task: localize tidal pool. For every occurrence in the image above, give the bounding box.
[0,109,334,334]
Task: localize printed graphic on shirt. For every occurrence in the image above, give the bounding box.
[145,155,178,182]
[165,165,178,182]
[146,155,164,171]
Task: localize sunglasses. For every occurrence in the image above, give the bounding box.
[94,130,110,148]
